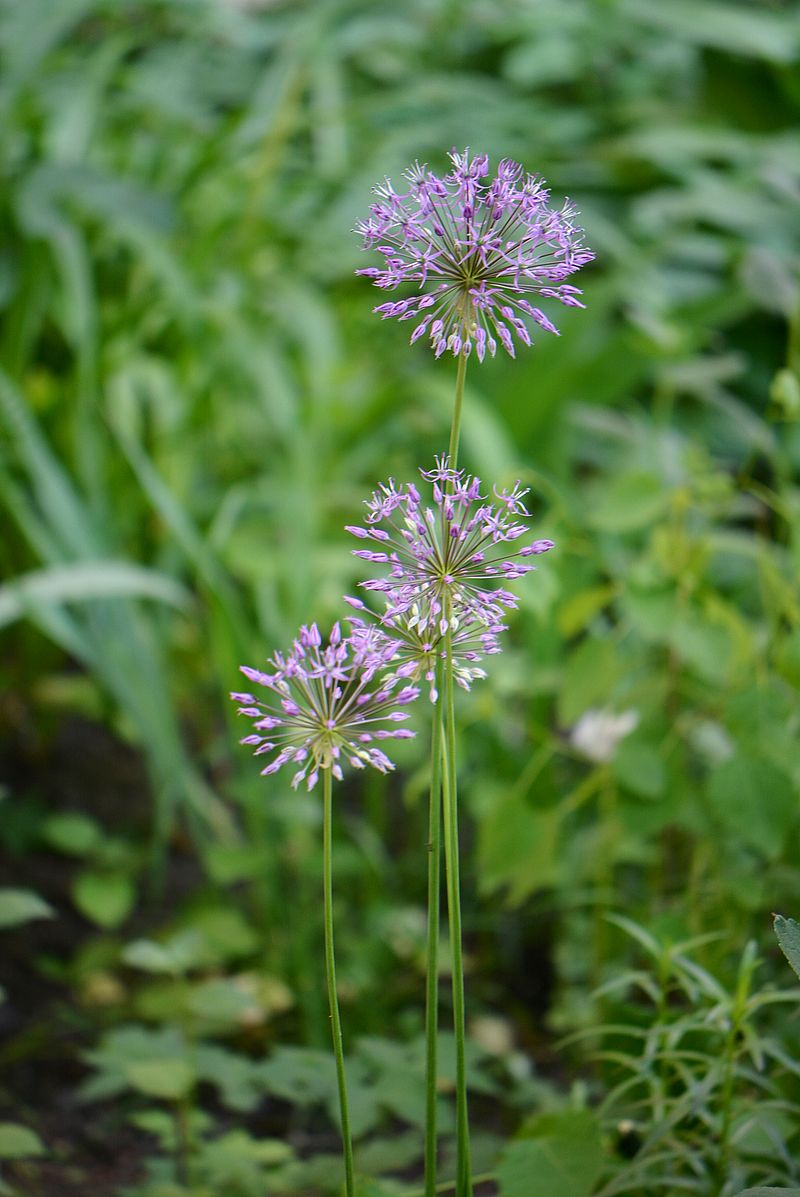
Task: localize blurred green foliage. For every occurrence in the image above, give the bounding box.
[1,0,800,1192]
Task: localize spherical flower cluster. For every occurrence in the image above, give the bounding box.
[355,148,594,360]
[345,457,554,673]
[348,604,504,703]
[231,623,418,790]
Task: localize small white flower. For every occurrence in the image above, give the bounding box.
[571,708,639,763]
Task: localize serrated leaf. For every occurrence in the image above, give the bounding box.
[0,1122,46,1159]
[774,916,800,983]
[0,888,55,929]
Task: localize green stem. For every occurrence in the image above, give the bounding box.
[174,1096,193,1188]
[447,349,468,469]
[442,594,472,1197]
[323,769,355,1197]
[424,662,445,1197]
[442,347,472,1197]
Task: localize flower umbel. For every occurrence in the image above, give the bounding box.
[356,148,594,360]
[346,458,554,632]
[232,623,418,790]
[348,606,504,703]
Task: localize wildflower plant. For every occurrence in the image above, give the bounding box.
[234,147,591,1197]
[233,623,418,1197]
[352,147,591,1197]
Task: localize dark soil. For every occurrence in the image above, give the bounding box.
[1,714,175,1195]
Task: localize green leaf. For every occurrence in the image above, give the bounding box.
[0,1122,46,1159]
[123,930,210,977]
[497,1109,602,1197]
[124,1058,195,1101]
[73,871,135,929]
[707,756,796,857]
[0,888,55,929]
[479,792,561,904]
[41,811,101,856]
[558,637,620,724]
[614,741,667,800]
[770,369,800,421]
[194,1044,263,1113]
[732,1189,800,1196]
[122,940,177,974]
[621,0,800,63]
[0,560,192,628]
[589,472,667,533]
[774,916,800,983]
[557,585,616,638]
[185,978,255,1028]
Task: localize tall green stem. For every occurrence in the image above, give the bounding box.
[424,663,444,1197]
[442,596,472,1197]
[323,770,355,1197]
[441,345,472,1197]
[448,350,468,470]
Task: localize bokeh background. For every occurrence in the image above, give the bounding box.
[1,0,799,1194]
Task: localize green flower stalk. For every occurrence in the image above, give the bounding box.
[355,147,592,1195]
[232,622,420,1197]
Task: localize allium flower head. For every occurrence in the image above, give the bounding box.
[355,148,594,360]
[345,457,554,632]
[347,604,505,703]
[231,622,418,790]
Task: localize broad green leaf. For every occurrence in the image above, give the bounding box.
[195,1044,263,1113]
[0,888,54,929]
[0,1123,46,1159]
[614,741,667,800]
[124,1058,195,1101]
[41,811,101,856]
[707,756,795,858]
[177,908,259,962]
[73,871,135,929]
[557,584,617,638]
[122,940,177,975]
[589,472,667,533]
[185,978,256,1027]
[774,916,800,983]
[497,1109,602,1197]
[479,794,561,904]
[558,637,620,724]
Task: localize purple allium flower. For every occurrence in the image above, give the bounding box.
[347,605,505,703]
[231,622,418,790]
[345,458,554,633]
[355,148,594,360]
